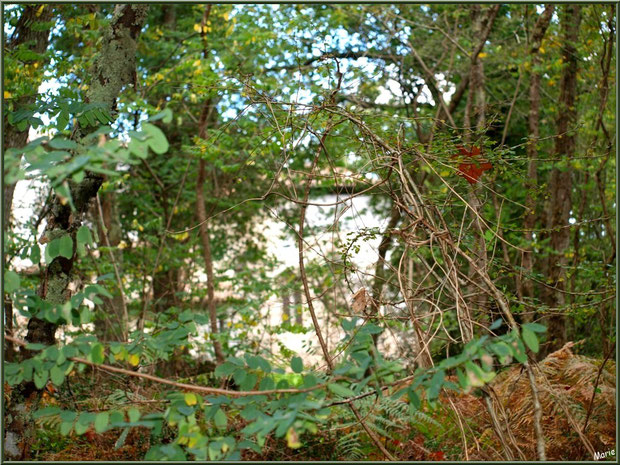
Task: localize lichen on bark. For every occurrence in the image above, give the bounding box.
[3,5,150,460]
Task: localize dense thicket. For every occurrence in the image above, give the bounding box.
[3,4,615,461]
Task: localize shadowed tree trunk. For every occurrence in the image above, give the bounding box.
[464,4,491,341]
[541,4,581,356]
[93,191,127,341]
[3,6,149,460]
[194,6,225,365]
[520,5,555,319]
[370,202,401,345]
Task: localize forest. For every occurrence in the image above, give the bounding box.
[2,3,616,461]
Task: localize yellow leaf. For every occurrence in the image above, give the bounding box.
[118,240,128,249]
[114,351,125,361]
[223,12,230,21]
[478,52,487,59]
[193,23,201,33]
[171,232,189,241]
[4,91,11,99]
[286,427,301,449]
[282,313,289,321]
[184,393,197,406]
[539,46,545,54]
[128,354,140,366]
[193,59,201,67]
[36,5,45,17]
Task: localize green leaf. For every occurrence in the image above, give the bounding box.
[50,365,65,386]
[407,388,421,409]
[213,408,227,430]
[142,123,169,154]
[214,362,236,378]
[4,270,20,293]
[90,343,105,364]
[327,383,355,398]
[34,370,48,389]
[49,138,78,150]
[58,235,73,259]
[291,356,303,374]
[523,322,547,333]
[128,407,140,423]
[30,243,41,264]
[47,238,61,261]
[33,406,62,419]
[128,138,149,159]
[490,342,512,358]
[74,420,89,435]
[60,421,73,436]
[60,410,77,422]
[78,412,97,425]
[521,326,539,353]
[148,108,173,124]
[456,368,469,390]
[76,226,93,246]
[240,373,257,391]
[94,412,109,433]
[57,111,69,130]
[427,369,445,400]
[26,342,46,351]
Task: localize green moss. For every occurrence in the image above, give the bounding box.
[46,261,71,305]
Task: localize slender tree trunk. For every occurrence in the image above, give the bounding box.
[520,5,555,316]
[294,287,303,325]
[3,6,149,460]
[193,4,224,365]
[196,158,225,365]
[367,202,401,347]
[465,4,490,335]
[541,4,581,355]
[282,293,291,322]
[93,192,127,341]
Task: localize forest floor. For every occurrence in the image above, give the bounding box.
[33,343,615,461]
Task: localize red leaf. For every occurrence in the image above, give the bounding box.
[429,450,445,461]
[453,145,492,184]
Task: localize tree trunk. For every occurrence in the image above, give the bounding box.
[294,287,303,325]
[520,5,555,316]
[94,191,127,341]
[196,158,225,365]
[3,6,149,460]
[541,4,581,356]
[464,4,490,339]
[370,202,401,345]
[282,293,291,322]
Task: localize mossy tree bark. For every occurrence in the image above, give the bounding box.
[3,6,149,460]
